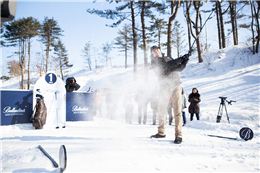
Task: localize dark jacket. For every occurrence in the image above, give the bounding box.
[188,93,201,114]
[65,77,80,92]
[151,54,189,76]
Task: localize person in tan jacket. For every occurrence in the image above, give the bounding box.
[150,46,189,144]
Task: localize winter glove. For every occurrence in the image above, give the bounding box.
[163,54,190,75]
[181,53,190,62]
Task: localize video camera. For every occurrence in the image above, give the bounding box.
[219,97,236,105]
[65,77,80,92]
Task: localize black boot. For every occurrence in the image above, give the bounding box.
[174,137,182,144]
[150,133,166,138]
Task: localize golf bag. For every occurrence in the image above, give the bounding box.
[32,94,47,129]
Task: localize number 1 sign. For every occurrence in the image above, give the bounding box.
[33,72,66,129]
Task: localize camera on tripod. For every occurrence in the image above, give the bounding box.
[216,96,236,123]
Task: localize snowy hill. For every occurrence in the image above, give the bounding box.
[182,46,260,127]
[1,47,260,172]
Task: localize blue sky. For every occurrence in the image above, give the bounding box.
[2,1,122,74]
[1,1,252,76]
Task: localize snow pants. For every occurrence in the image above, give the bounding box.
[157,85,182,138]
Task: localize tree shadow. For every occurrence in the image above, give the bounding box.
[1,135,114,142]
[12,168,59,173]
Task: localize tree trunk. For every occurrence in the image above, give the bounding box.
[250,1,256,54]
[253,1,260,53]
[20,40,26,89]
[230,1,238,45]
[106,55,108,66]
[18,41,23,89]
[27,39,31,89]
[195,6,203,62]
[88,58,92,71]
[20,62,24,89]
[205,24,208,51]
[193,1,203,63]
[167,19,173,57]
[45,34,51,72]
[196,36,202,62]
[59,57,64,80]
[125,46,127,69]
[218,1,226,48]
[185,1,192,52]
[176,30,180,58]
[158,29,161,48]
[45,44,49,72]
[167,1,179,58]
[216,2,222,49]
[177,44,180,58]
[95,58,97,69]
[141,1,148,67]
[130,1,137,72]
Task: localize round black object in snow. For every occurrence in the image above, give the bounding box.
[239,127,254,141]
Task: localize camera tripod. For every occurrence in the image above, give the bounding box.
[216,97,230,123]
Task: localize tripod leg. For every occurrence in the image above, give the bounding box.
[224,103,230,123]
[216,104,223,123]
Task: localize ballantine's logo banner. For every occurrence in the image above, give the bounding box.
[1,90,94,125]
[3,106,26,116]
[1,90,33,125]
[66,92,94,121]
[72,105,89,114]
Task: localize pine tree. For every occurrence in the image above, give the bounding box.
[172,21,186,58]
[2,17,40,89]
[229,1,238,45]
[3,19,26,89]
[114,24,132,68]
[82,42,92,71]
[102,42,113,67]
[215,1,229,49]
[87,1,138,72]
[183,1,192,52]
[148,17,167,48]
[137,1,154,67]
[53,40,72,80]
[249,0,260,53]
[23,17,40,89]
[40,17,63,72]
[166,0,180,58]
[187,1,204,63]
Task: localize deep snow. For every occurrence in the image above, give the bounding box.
[1,46,260,172]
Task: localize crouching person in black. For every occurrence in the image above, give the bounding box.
[150,45,189,144]
[65,77,80,92]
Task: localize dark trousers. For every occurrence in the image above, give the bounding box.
[152,110,157,125]
[182,111,186,125]
[168,107,173,125]
[169,109,187,125]
[190,113,199,121]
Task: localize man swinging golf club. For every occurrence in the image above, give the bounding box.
[150,46,189,144]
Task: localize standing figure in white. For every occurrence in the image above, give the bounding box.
[33,72,66,129]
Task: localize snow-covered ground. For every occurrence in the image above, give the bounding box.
[1,46,260,172]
